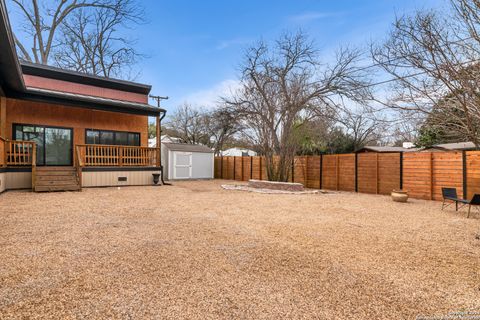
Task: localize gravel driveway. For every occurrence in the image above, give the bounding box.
[0,180,479,319]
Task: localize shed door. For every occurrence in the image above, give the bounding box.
[173,152,192,179]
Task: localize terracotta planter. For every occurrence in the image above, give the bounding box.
[391,190,409,203]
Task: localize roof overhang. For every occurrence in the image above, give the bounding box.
[0,0,25,94]
[0,0,164,117]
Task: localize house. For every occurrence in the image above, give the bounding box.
[0,1,166,192]
[423,141,477,152]
[220,147,257,157]
[148,134,182,147]
[356,142,420,153]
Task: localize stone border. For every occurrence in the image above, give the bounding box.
[221,184,319,195]
[248,179,304,192]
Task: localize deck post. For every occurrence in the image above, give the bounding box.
[463,151,467,199]
[156,115,161,168]
[31,143,36,190]
[0,97,6,138]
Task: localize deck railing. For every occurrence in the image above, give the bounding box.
[4,140,37,166]
[75,144,160,167]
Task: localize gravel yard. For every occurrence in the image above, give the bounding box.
[0,180,479,319]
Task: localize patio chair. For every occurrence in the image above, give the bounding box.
[441,187,468,211]
[467,194,480,218]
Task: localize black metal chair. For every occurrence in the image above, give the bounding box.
[467,194,480,218]
[441,187,469,211]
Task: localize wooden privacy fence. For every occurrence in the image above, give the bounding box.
[215,151,480,201]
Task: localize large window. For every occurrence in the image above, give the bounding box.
[13,124,72,166]
[85,129,140,146]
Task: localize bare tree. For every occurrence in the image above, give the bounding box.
[226,31,370,181]
[10,0,144,78]
[203,106,243,155]
[335,105,384,150]
[167,103,209,145]
[372,0,480,147]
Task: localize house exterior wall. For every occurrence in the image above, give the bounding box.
[6,98,149,147]
[6,171,31,189]
[82,169,161,187]
[0,172,5,193]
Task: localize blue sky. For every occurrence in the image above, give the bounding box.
[8,0,448,114]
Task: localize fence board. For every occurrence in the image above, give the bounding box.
[322,155,338,190]
[214,151,480,202]
[338,154,355,191]
[467,151,480,199]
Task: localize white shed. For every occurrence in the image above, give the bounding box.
[162,143,214,180]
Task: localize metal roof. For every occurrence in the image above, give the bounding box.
[21,61,151,95]
[163,143,214,153]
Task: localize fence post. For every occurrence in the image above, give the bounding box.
[354,153,358,193]
[375,153,379,194]
[463,151,467,199]
[259,157,262,180]
[233,156,236,180]
[319,154,323,190]
[399,153,403,190]
[291,158,295,182]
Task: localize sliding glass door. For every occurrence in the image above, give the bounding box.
[14,124,73,166]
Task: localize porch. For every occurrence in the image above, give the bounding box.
[0,138,162,191]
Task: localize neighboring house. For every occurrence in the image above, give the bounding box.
[357,141,478,153]
[0,1,166,192]
[356,143,420,153]
[148,134,182,147]
[162,143,214,180]
[422,141,477,152]
[221,147,257,157]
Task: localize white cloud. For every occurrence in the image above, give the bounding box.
[180,79,241,108]
[216,37,251,50]
[289,11,343,24]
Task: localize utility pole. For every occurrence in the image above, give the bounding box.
[149,95,169,175]
[149,94,169,148]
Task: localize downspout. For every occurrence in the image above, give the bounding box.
[158,109,170,185]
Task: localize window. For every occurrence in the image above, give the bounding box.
[13,124,72,166]
[85,129,140,146]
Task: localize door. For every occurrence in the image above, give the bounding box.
[173,152,192,179]
[14,124,73,166]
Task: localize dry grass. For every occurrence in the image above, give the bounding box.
[0,180,479,319]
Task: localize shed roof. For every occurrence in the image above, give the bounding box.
[163,143,214,153]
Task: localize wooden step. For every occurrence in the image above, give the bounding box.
[36,175,77,182]
[34,166,81,192]
[36,179,79,187]
[36,171,77,176]
[35,185,81,192]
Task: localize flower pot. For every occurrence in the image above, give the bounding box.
[391,190,409,203]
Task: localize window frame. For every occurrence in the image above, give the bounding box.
[85,129,141,146]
